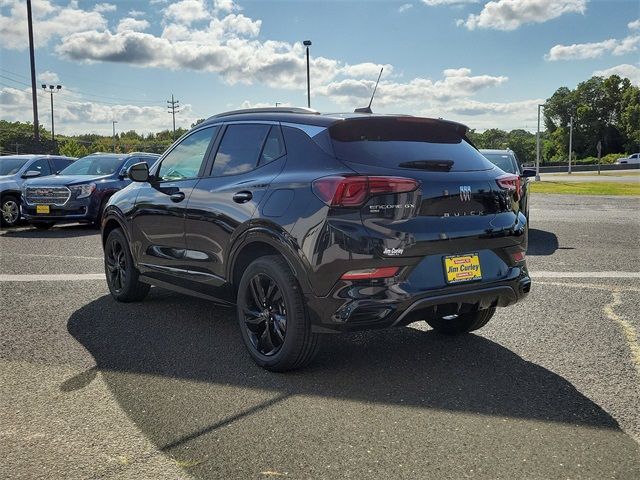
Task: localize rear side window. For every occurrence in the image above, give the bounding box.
[259,126,286,165]
[51,157,73,173]
[212,124,270,176]
[329,118,494,172]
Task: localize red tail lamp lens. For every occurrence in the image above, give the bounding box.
[312,176,418,207]
[341,266,400,280]
[511,251,526,263]
[496,174,522,200]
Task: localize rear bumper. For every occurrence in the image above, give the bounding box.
[305,266,530,333]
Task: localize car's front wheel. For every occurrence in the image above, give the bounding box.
[104,228,150,302]
[426,308,496,335]
[1,195,20,227]
[237,255,320,372]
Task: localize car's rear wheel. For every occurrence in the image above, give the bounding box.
[33,221,55,230]
[237,255,320,372]
[1,195,20,227]
[104,228,150,302]
[426,308,496,335]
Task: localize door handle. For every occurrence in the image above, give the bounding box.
[233,191,253,203]
[170,192,185,203]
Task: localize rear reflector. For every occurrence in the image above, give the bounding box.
[312,176,418,207]
[496,173,521,200]
[341,266,400,280]
[511,251,526,263]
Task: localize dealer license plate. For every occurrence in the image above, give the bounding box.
[36,205,50,214]
[444,254,482,283]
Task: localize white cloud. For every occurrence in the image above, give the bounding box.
[593,64,640,86]
[398,3,413,13]
[94,3,116,13]
[0,85,195,135]
[38,70,60,84]
[128,10,145,18]
[629,19,640,30]
[546,35,640,61]
[0,0,108,49]
[239,100,292,109]
[116,17,151,33]
[339,63,393,79]
[163,0,211,25]
[459,0,586,31]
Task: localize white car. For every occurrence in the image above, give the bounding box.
[616,153,640,164]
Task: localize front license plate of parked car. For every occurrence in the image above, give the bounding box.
[36,205,50,214]
[444,254,482,283]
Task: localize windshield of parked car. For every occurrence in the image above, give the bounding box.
[59,155,124,176]
[330,118,495,172]
[481,153,517,174]
[0,157,30,176]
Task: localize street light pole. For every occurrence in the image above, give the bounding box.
[535,104,543,181]
[112,120,118,153]
[568,115,573,174]
[42,84,62,142]
[26,0,40,143]
[167,94,179,140]
[303,40,312,108]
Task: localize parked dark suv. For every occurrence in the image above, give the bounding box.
[102,108,530,371]
[0,154,75,227]
[22,152,159,229]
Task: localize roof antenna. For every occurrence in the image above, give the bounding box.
[354,67,383,114]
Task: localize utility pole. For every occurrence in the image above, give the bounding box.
[26,0,40,143]
[112,120,118,153]
[303,40,312,108]
[568,115,573,174]
[167,94,179,140]
[535,104,543,181]
[42,84,62,142]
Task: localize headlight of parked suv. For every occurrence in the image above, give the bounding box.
[70,183,96,199]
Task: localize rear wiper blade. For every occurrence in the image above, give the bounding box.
[398,160,453,171]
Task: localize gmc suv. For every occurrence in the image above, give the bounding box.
[102,108,531,371]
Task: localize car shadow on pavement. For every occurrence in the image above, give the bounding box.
[527,228,560,255]
[0,224,98,238]
[66,291,640,477]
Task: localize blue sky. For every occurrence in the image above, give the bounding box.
[1,0,638,135]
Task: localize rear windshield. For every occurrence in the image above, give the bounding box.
[329,118,494,172]
[59,155,124,176]
[482,153,517,174]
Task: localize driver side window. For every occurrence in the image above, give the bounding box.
[157,126,218,181]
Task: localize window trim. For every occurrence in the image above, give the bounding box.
[151,125,221,183]
[203,122,285,178]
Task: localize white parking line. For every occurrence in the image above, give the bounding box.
[0,274,104,282]
[531,271,640,278]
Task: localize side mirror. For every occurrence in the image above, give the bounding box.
[118,168,128,179]
[522,169,537,178]
[127,162,149,183]
[22,170,41,178]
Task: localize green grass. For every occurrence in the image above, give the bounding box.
[530,181,640,196]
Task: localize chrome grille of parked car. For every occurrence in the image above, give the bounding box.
[25,186,71,206]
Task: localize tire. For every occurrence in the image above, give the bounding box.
[33,222,55,230]
[104,228,150,302]
[237,255,321,372]
[1,194,20,227]
[426,308,496,335]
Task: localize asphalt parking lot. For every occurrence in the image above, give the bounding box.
[1,193,639,479]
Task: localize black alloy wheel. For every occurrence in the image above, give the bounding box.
[242,273,288,356]
[105,236,127,294]
[104,228,150,302]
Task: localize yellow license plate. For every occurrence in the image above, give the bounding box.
[36,205,50,214]
[444,254,482,283]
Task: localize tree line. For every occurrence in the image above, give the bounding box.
[1,75,638,164]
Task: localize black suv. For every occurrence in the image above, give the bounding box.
[102,108,530,371]
[22,152,159,229]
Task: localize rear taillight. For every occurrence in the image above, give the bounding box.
[496,174,521,200]
[341,266,400,280]
[511,251,526,263]
[312,176,418,207]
